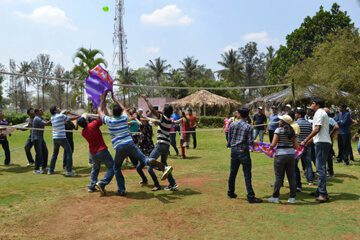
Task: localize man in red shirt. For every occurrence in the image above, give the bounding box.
[77,115,114,196]
[187,109,197,149]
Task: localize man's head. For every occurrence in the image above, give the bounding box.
[77,117,88,129]
[271,105,278,114]
[339,104,347,113]
[27,108,35,117]
[233,110,239,119]
[258,106,263,114]
[295,108,306,120]
[310,98,325,111]
[187,108,193,115]
[137,108,143,116]
[238,108,249,120]
[174,108,180,114]
[163,104,173,118]
[113,104,123,117]
[49,106,59,115]
[226,113,231,119]
[287,111,295,122]
[34,108,44,116]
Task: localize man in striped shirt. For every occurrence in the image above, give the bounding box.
[48,106,79,176]
[98,92,172,196]
[141,96,176,191]
[295,108,314,188]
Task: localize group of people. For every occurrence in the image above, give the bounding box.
[226,98,359,204]
[0,92,200,196]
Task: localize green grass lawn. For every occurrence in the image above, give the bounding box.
[0,128,359,240]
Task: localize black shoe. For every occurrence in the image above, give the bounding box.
[228,193,237,199]
[96,182,106,196]
[248,197,263,204]
[344,161,349,166]
[310,191,319,197]
[139,180,148,186]
[116,191,126,197]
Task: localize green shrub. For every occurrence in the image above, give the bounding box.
[3,112,28,125]
[198,116,224,128]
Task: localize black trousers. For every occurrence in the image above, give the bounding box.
[189,127,197,149]
[0,138,11,165]
[33,139,48,170]
[327,143,334,175]
[24,135,34,164]
[338,134,351,163]
[268,130,275,143]
[63,137,74,168]
[273,154,296,198]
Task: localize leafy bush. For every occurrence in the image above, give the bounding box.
[198,116,224,128]
[2,112,28,125]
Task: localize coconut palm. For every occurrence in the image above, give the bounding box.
[179,56,201,81]
[73,47,108,107]
[146,57,171,85]
[217,49,243,85]
[117,67,136,105]
[18,61,32,108]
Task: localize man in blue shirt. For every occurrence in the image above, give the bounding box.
[335,104,351,165]
[227,108,262,204]
[268,106,279,143]
[98,92,172,196]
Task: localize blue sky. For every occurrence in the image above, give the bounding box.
[1,0,359,73]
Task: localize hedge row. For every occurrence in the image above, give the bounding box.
[2,112,52,125]
[197,116,224,128]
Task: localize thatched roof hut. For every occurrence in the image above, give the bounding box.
[169,90,241,116]
[245,85,349,110]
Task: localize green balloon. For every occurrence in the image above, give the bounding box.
[103,6,109,12]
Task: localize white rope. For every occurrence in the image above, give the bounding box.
[0,71,291,90]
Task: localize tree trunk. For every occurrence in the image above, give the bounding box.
[58,80,62,108]
[66,82,69,109]
[37,87,40,108]
[42,80,45,109]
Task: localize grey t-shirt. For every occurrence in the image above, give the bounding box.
[274,127,295,156]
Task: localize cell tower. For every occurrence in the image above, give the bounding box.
[113,0,127,76]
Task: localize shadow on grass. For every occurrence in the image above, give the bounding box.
[335,173,358,180]
[0,165,34,174]
[108,188,202,204]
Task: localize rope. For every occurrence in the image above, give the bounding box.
[1,121,278,135]
[0,71,291,90]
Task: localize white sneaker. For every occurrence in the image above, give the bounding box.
[64,171,76,177]
[27,162,34,167]
[288,198,296,204]
[33,169,44,174]
[268,197,280,203]
[161,166,173,181]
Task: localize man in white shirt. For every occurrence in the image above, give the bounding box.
[301,98,331,203]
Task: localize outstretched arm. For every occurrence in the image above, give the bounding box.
[98,92,107,119]
[142,96,160,119]
[112,92,128,116]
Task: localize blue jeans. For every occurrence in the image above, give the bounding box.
[301,147,314,182]
[357,140,360,155]
[24,135,34,164]
[114,142,153,193]
[146,143,176,187]
[315,142,331,197]
[228,148,255,200]
[50,138,73,172]
[253,129,264,142]
[89,149,114,189]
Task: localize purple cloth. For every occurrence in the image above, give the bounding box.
[85,65,113,108]
[250,142,304,159]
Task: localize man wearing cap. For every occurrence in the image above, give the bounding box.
[252,106,267,142]
[284,104,292,115]
[301,98,331,203]
[268,106,279,143]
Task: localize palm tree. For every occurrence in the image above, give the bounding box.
[179,56,201,81]
[217,49,243,85]
[146,57,171,85]
[73,47,108,108]
[117,67,136,105]
[18,61,32,108]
